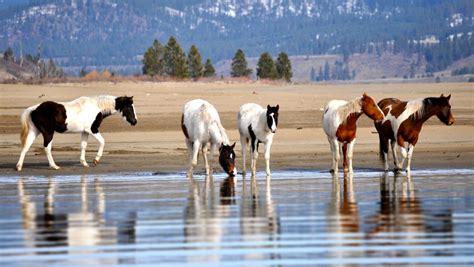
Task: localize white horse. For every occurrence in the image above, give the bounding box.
[322,93,384,174]
[181,99,236,178]
[16,95,137,171]
[237,103,279,177]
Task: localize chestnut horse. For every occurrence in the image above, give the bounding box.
[374,94,455,173]
[323,93,384,174]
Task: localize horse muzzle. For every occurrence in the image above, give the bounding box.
[130,119,137,126]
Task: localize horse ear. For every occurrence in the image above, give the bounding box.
[446,94,451,100]
[276,104,279,110]
[231,142,236,149]
[219,144,224,151]
[363,92,368,98]
[267,104,271,110]
[440,93,444,98]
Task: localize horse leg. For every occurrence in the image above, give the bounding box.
[264,139,273,177]
[91,133,105,165]
[240,136,248,176]
[406,143,415,173]
[379,134,389,172]
[391,140,402,172]
[399,145,408,172]
[347,139,355,174]
[16,129,39,171]
[342,142,348,173]
[80,132,89,167]
[43,134,59,170]
[251,140,259,177]
[185,139,193,178]
[188,141,200,178]
[328,137,339,174]
[202,143,210,175]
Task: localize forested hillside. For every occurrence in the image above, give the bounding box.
[0,0,472,79]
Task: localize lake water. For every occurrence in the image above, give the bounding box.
[0,169,473,266]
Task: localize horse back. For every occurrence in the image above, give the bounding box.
[238,103,263,130]
[377,98,406,117]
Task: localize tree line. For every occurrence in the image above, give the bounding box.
[143,36,293,81]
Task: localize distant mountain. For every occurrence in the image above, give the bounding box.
[0,0,472,77]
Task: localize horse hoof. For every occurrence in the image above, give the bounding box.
[393,168,402,174]
[93,159,99,166]
[16,166,22,171]
[50,166,60,170]
[329,169,336,174]
[80,161,89,167]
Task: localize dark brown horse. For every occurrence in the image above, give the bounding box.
[374,94,455,172]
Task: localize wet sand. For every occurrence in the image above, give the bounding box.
[0,81,473,176]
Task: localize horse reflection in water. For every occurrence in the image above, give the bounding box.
[327,173,362,259]
[184,175,237,263]
[366,173,454,258]
[17,176,137,264]
[184,174,280,263]
[240,175,280,262]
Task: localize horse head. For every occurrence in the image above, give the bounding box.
[434,94,455,126]
[115,96,137,126]
[266,104,279,133]
[361,93,384,122]
[219,142,237,176]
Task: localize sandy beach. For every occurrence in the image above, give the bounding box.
[0,81,472,176]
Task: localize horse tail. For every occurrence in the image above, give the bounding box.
[20,108,33,147]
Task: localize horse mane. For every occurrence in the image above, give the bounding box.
[93,95,116,115]
[339,97,363,124]
[199,103,230,145]
[406,98,426,121]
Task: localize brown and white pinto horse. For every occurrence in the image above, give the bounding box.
[322,93,384,174]
[375,94,455,173]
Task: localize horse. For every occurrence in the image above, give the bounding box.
[322,93,384,174]
[181,99,236,178]
[374,94,455,173]
[237,103,279,177]
[16,95,137,171]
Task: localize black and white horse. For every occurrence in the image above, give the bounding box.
[237,103,279,177]
[181,99,237,178]
[16,95,137,171]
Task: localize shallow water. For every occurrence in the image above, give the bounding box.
[0,169,473,266]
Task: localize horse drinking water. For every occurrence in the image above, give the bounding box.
[181,99,236,178]
[16,95,137,171]
[237,103,279,177]
[322,93,384,174]
[375,94,455,173]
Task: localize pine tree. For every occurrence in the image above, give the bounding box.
[318,66,323,81]
[275,52,292,82]
[142,39,164,76]
[163,36,188,78]
[231,49,252,77]
[3,47,14,61]
[79,67,87,77]
[203,58,216,77]
[310,67,316,81]
[256,52,277,80]
[187,44,203,79]
[323,61,330,81]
